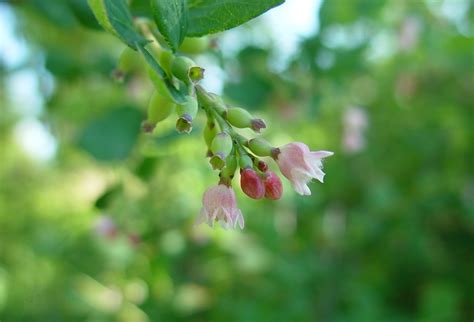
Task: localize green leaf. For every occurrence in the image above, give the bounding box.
[151,0,188,51]
[87,0,146,48]
[136,43,187,103]
[78,106,142,161]
[68,0,102,30]
[186,0,284,37]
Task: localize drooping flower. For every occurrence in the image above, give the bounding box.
[196,184,244,229]
[240,168,265,199]
[263,171,283,200]
[274,142,333,196]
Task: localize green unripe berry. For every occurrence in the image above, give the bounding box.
[203,120,218,148]
[171,56,204,83]
[142,91,175,132]
[248,138,275,157]
[175,95,198,133]
[179,37,211,55]
[220,153,237,179]
[226,107,266,132]
[210,132,233,170]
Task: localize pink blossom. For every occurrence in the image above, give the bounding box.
[275,142,333,196]
[196,184,244,229]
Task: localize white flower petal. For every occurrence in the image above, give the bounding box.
[195,208,208,225]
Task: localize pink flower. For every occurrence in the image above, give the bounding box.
[196,184,244,229]
[275,142,333,196]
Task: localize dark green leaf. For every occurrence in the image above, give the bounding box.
[68,0,102,30]
[88,0,147,49]
[151,0,188,51]
[186,0,284,37]
[78,106,143,161]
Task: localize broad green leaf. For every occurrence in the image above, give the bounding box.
[78,106,142,161]
[186,0,284,37]
[151,0,188,51]
[87,0,146,48]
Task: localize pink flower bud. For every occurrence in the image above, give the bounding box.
[275,142,333,196]
[196,184,244,229]
[264,171,283,200]
[257,160,268,172]
[240,168,265,199]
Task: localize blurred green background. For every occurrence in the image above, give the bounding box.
[0,0,473,321]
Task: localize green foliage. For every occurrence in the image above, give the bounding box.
[151,0,188,51]
[1,0,473,321]
[186,0,285,36]
[78,106,143,161]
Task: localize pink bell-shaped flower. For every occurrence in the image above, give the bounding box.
[275,142,333,196]
[196,184,244,229]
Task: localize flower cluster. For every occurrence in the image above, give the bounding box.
[115,22,333,230]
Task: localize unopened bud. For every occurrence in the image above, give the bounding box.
[256,160,268,172]
[264,171,283,200]
[248,138,276,157]
[240,168,265,199]
[226,107,266,132]
[171,56,204,83]
[210,132,233,169]
[143,90,175,133]
[176,95,198,133]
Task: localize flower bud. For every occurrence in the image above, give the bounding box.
[248,138,278,157]
[256,160,268,172]
[226,107,266,132]
[210,132,233,170]
[240,168,265,199]
[175,95,198,133]
[171,56,204,83]
[263,171,283,200]
[142,90,175,133]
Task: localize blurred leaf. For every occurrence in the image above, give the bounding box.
[94,184,123,209]
[67,0,103,30]
[78,106,143,161]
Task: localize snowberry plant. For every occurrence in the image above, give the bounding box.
[88,0,333,229]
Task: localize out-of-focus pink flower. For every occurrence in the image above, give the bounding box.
[275,142,333,196]
[263,171,283,200]
[399,17,420,52]
[94,215,118,239]
[342,106,369,153]
[240,168,265,199]
[196,184,244,229]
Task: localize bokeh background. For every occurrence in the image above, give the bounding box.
[1,0,473,321]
